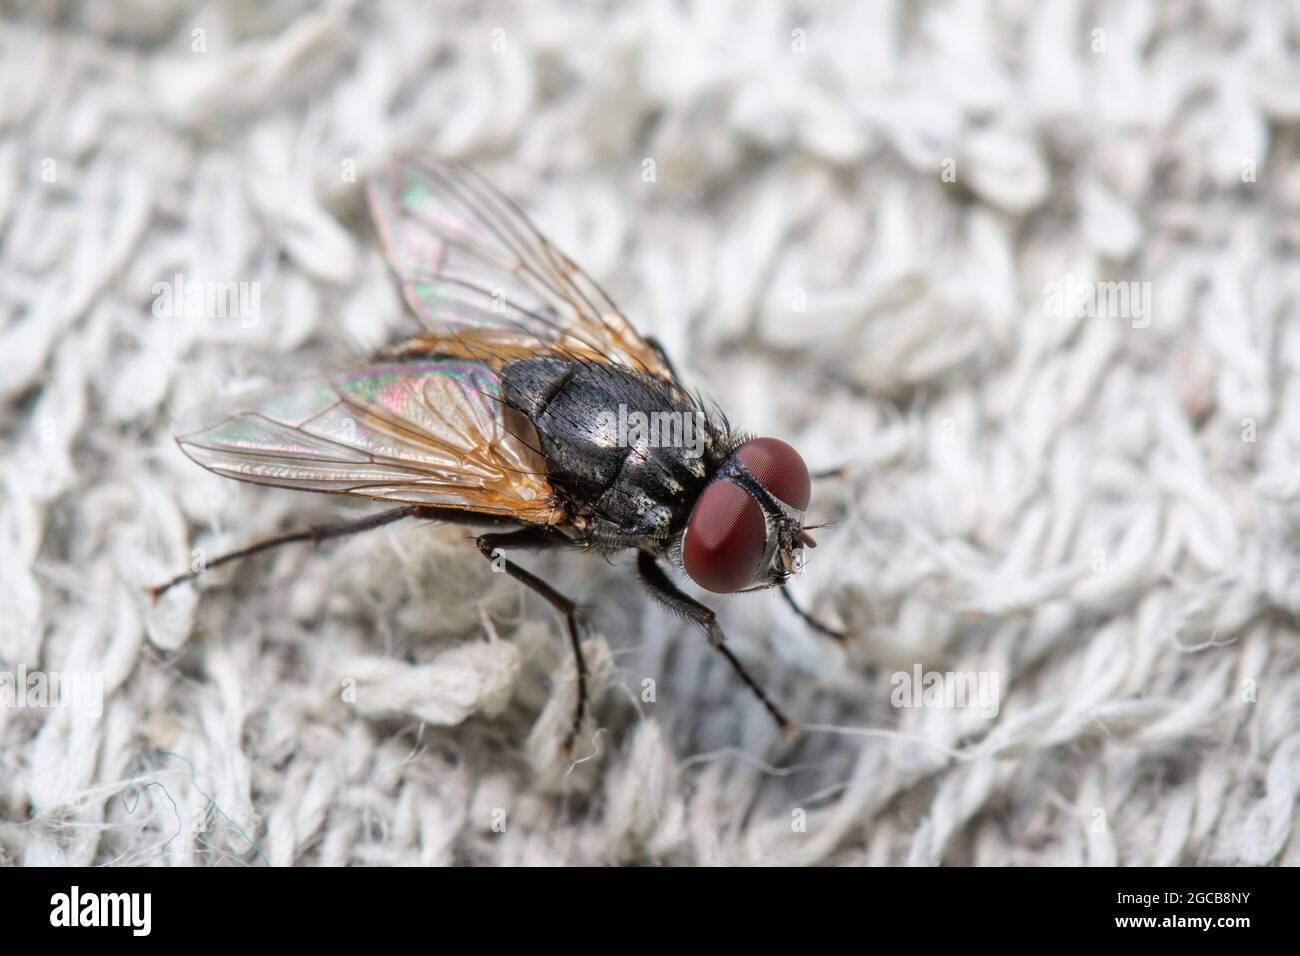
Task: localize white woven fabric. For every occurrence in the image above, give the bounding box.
[3,0,1298,866]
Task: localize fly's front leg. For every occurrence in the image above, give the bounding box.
[780,585,849,643]
[475,530,588,757]
[801,465,848,637]
[636,551,797,739]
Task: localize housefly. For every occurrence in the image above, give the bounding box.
[151,157,844,754]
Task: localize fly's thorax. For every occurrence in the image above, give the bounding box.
[499,357,729,543]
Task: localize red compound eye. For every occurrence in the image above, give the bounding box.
[734,437,811,512]
[683,480,767,594]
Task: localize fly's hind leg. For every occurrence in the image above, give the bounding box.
[645,336,681,381]
[636,551,797,739]
[475,530,588,757]
[147,504,517,600]
[148,505,422,600]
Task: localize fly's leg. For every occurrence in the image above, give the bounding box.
[802,467,847,635]
[148,505,519,600]
[636,551,797,739]
[780,585,849,643]
[148,505,422,600]
[645,335,681,381]
[475,530,588,757]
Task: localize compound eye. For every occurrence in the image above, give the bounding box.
[734,437,811,511]
[683,480,767,593]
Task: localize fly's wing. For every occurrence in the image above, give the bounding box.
[367,156,676,380]
[176,360,559,523]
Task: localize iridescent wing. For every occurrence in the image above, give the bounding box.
[176,360,560,523]
[366,156,675,380]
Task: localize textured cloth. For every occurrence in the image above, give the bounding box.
[2,0,1299,866]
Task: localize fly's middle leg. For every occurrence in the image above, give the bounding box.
[475,530,589,758]
[635,551,797,739]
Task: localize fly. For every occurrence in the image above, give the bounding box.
[150,157,845,755]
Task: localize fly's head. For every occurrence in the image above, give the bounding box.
[679,437,817,594]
